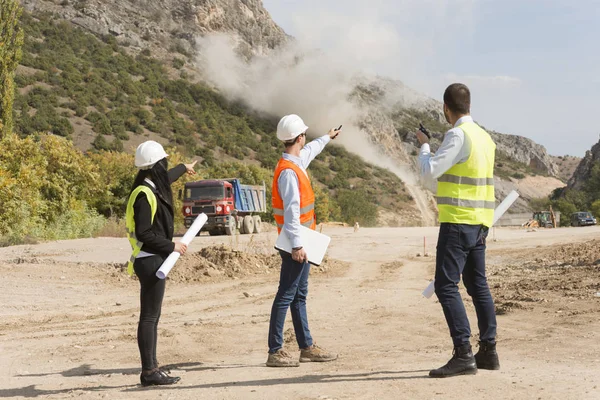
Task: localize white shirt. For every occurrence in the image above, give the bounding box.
[278,135,331,248]
[418,116,474,192]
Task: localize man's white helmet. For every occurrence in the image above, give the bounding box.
[135,141,168,169]
[276,114,308,142]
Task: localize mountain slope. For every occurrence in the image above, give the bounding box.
[14,0,568,221]
[12,12,417,226]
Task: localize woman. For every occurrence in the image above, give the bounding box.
[125,140,197,386]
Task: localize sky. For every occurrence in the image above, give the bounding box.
[261,0,600,157]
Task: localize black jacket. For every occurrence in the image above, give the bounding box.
[133,164,186,257]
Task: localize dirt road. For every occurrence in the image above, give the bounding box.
[1,226,599,399]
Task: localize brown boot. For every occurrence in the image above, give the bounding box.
[266,349,300,367]
[299,344,338,363]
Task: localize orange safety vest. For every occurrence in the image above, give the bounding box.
[272,158,316,234]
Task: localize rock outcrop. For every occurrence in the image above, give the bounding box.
[489,131,558,176]
[20,0,288,57]
[567,139,600,189]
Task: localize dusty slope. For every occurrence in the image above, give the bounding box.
[1,227,599,399]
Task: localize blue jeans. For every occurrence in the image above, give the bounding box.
[268,251,313,353]
[434,223,497,347]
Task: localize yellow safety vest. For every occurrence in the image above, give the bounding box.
[437,121,496,227]
[125,186,158,276]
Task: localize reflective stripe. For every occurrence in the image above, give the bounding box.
[277,221,314,228]
[437,197,495,209]
[274,205,313,216]
[438,175,494,186]
[300,203,314,214]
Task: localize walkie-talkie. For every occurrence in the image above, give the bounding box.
[419,123,431,139]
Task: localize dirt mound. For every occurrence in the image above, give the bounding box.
[167,245,349,283]
[489,239,600,314]
[527,239,600,267]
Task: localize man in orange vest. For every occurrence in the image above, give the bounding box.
[266,114,341,367]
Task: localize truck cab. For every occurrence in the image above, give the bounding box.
[181,179,266,236]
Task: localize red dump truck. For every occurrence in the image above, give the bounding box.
[180,179,267,236]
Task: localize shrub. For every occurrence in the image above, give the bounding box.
[335,189,378,227]
[172,58,185,69]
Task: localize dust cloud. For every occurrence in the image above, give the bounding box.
[195,34,423,184]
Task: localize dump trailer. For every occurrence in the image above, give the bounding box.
[181,179,267,236]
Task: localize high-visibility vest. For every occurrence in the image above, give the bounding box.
[272,158,316,234]
[125,186,158,276]
[437,121,496,227]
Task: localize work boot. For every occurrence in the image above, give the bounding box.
[140,369,181,386]
[475,341,500,370]
[299,344,338,363]
[429,344,477,378]
[266,349,300,367]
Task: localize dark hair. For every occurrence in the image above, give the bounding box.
[443,83,471,115]
[284,133,305,148]
[130,158,173,207]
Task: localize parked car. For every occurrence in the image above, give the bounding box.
[571,211,597,227]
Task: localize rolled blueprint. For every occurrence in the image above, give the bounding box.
[422,190,520,298]
[492,190,520,226]
[156,213,208,279]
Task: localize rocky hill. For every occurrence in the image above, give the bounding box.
[21,0,288,58]
[567,139,600,189]
[551,155,581,183]
[488,131,558,176]
[14,0,568,221]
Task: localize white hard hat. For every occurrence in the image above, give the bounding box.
[135,140,168,169]
[276,114,308,141]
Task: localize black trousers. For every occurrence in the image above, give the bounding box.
[133,255,166,371]
[434,223,497,347]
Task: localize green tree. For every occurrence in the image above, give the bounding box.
[590,199,600,219]
[336,189,378,227]
[313,184,331,224]
[0,0,24,136]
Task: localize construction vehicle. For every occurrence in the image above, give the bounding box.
[523,209,558,229]
[179,179,266,236]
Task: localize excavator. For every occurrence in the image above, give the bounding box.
[523,206,557,228]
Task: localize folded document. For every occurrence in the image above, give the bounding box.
[275,226,331,266]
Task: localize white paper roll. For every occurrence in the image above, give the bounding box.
[156,213,208,279]
[181,213,208,246]
[422,191,520,298]
[492,190,520,226]
[156,252,181,280]
[422,280,435,299]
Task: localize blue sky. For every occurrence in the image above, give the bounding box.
[262,0,600,156]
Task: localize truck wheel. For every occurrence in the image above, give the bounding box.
[242,215,254,235]
[253,215,262,233]
[225,217,237,236]
[208,229,220,236]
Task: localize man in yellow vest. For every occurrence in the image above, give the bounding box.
[416,83,500,378]
[267,114,340,367]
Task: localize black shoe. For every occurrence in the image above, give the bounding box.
[429,344,477,378]
[140,370,181,386]
[475,341,500,370]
